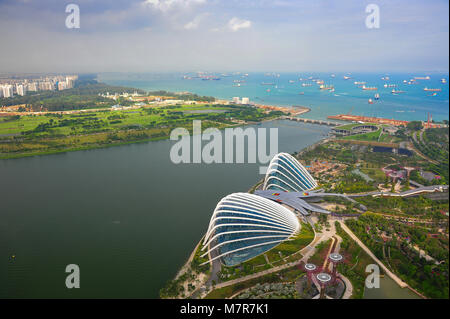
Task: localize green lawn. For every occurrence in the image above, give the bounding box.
[343,128,382,142]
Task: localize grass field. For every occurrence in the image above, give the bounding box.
[0,103,279,159]
[342,127,382,142]
[266,222,314,263]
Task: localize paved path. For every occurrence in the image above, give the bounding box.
[339,274,353,299]
[338,220,408,288]
[347,185,448,198]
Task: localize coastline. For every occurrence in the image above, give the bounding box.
[0,100,313,160]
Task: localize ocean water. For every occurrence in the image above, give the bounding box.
[97,72,449,122]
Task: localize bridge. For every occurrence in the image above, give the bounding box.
[281,116,340,126]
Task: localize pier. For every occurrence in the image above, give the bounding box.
[281,116,339,126]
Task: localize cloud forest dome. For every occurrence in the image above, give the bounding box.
[263,152,318,192]
[201,193,300,266]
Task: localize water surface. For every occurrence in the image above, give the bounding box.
[0,120,329,298]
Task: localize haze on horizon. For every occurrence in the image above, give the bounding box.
[0,0,448,74]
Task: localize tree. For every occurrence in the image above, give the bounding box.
[407,121,423,131]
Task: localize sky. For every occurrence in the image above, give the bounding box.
[0,0,448,73]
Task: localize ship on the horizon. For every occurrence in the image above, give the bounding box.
[414,76,431,80]
[319,84,334,90]
[391,89,406,94]
[424,87,442,92]
[354,81,366,85]
[362,85,377,91]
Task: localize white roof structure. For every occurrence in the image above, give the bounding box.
[201,193,300,266]
[263,152,318,192]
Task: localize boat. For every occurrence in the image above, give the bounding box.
[362,85,378,90]
[316,80,324,85]
[343,75,351,80]
[424,87,442,92]
[374,93,380,100]
[368,98,374,104]
[301,83,312,87]
[354,81,366,85]
[391,89,405,94]
[319,84,334,90]
[441,78,447,84]
[414,76,431,80]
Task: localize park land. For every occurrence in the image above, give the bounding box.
[161,120,449,300]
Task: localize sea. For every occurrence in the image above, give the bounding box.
[97,72,449,122]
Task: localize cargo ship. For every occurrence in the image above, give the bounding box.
[319,84,334,90]
[424,87,442,92]
[362,85,378,91]
[414,76,431,80]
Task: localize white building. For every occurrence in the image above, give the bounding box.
[28,82,38,92]
[65,77,75,89]
[241,97,250,104]
[16,84,27,96]
[58,81,67,91]
[232,97,241,104]
[2,85,14,98]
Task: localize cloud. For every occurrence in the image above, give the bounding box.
[227,17,251,32]
[184,13,208,30]
[142,0,206,12]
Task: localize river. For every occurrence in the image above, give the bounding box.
[0,120,330,298]
[364,276,421,299]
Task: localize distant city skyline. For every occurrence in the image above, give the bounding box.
[0,0,448,73]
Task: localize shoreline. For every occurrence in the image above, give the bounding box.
[0,103,317,161]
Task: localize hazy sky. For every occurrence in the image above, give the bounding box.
[0,0,448,73]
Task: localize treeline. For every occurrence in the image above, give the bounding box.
[413,127,449,183]
[147,90,215,102]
